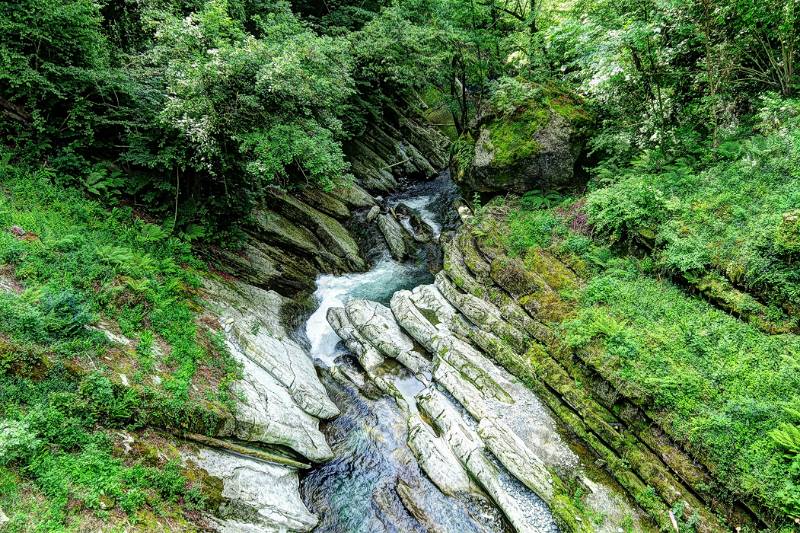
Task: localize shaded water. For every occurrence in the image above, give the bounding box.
[302,359,510,533]
[299,173,515,532]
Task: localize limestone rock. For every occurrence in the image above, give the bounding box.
[206,279,338,420]
[335,182,378,208]
[451,85,589,195]
[377,213,410,261]
[395,202,435,243]
[366,205,380,223]
[434,271,528,351]
[326,307,385,372]
[406,414,472,496]
[271,193,366,271]
[230,343,333,462]
[417,387,557,533]
[188,447,317,532]
[248,209,344,271]
[477,417,554,501]
[347,139,399,192]
[390,290,440,353]
[344,299,431,375]
[298,188,351,220]
[211,237,316,294]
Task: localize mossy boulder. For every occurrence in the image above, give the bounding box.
[452,81,591,194]
[775,209,800,255]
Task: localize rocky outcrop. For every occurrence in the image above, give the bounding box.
[343,299,430,376]
[187,447,317,532]
[326,271,646,532]
[345,107,449,194]
[451,83,590,195]
[395,202,435,243]
[204,279,335,463]
[438,217,759,532]
[206,279,338,420]
[326,306,385,372]
[191,275,346,530]
[211,105,446,296]
[212,183,378,296]
[406,414,473,496]
[377,213,411,261]
[271,193,366,272]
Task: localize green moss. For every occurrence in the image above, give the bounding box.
[485,106,548,166]
[418,307,441,326]
[775,209,800,255]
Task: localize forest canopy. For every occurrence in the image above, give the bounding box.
[2,0,798,232]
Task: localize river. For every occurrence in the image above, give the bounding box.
[297,173,559,532]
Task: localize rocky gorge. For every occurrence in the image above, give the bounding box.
[0,99,780,532]
[152,103,751,532]
[0,97,769,533]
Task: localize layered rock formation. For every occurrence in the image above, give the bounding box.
[176,277,341,532]
[185,112,450,532]
[346,105,449,193]
[212,109,448,297]
[325,268,648,531]
[439,208,764,532]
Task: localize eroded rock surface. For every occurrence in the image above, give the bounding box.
[187,447,317,532]
[377,213,410,261]
[327,267,643,532]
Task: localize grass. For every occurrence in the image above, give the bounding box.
[585,105,800,318]
[474,170,800,526]
[562,258,800,522]
[0,153,238,530]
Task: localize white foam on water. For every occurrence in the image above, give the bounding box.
[305,254,429,366]
[393,194,442,237]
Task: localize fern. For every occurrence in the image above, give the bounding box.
[521,189,563,210]
[771,423,800,455]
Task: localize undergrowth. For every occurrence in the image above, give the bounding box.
[0,153,238,529]
[482,115,800,526]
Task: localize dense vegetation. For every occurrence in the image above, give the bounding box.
[0,156,238,529]
[2,0,800,530]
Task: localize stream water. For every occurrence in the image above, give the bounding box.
[298,173,553,532]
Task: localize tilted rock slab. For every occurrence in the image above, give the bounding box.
[326,306,385,372]
[406,414,473,496]
[228,339,333,462]
[206,279,338,420]
[377,213,410,261]
[187,447,317,532]
[417,387,557,533]
[343,299,431,376]
[204,278,334,463]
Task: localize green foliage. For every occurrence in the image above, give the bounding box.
[585,173,672,243]
[0,160,239,528]
[0,370,203,528]
[585,105,800,311]
[506,208,565,254]
[562,265,800,522]
[479,173,800,524]
[2,0,454,230]
[521,189,564,210]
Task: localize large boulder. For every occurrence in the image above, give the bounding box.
[188,447,318,532]
[203,278,335,462]
[205,279,339,420]
[377,213,411,261]
[452,82,590,194]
